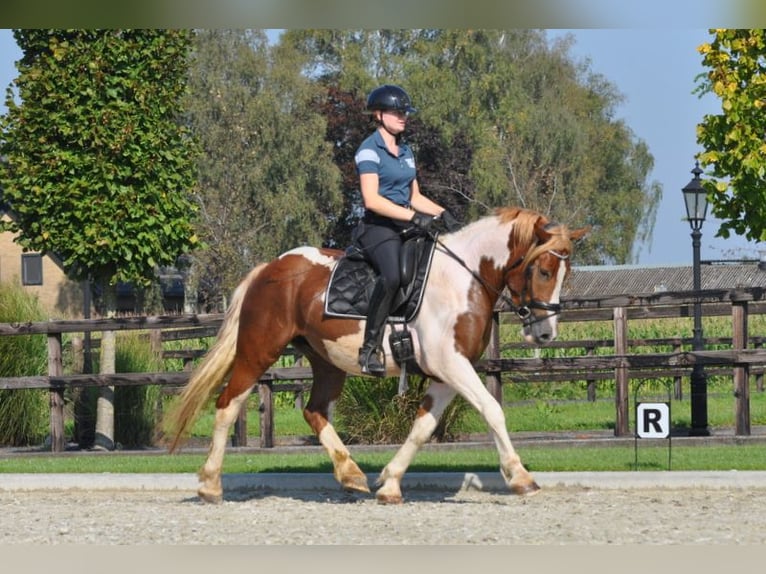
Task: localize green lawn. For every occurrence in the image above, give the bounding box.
[1,443,764,474]
[184,383,766,438]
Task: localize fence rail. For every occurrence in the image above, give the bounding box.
[2,287,765,451]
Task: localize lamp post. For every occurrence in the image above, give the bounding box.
[682,161,710,436]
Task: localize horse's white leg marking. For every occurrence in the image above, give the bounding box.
[376,382,457,504]
[197,388,252,503]
[430,357,539,496]
[317,424,370,493]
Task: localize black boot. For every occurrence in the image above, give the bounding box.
[358,279,394,376]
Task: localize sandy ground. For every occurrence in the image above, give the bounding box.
[2,477,765,545]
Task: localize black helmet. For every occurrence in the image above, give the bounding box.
[366,85,417,115]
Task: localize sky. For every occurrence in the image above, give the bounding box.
[0,27,763,267]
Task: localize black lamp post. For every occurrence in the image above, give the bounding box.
[682,161,710,436]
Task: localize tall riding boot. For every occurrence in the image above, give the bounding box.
[358,279,395,376]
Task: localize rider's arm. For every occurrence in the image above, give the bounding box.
[360,173,419,222]
[409,179,445,217]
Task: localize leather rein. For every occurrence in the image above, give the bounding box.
[432,234,568,325]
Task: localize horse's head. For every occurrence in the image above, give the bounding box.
[504,214,589,345]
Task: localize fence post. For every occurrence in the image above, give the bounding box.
[613,306,629,436]
[673,340,683,400]
[232,401,248,447]
[731,291,751,436]
[47,333,66,452]
[755,336,764,393]
[485,310,503,404]
[258,381,274,448]
[585,345,596,402]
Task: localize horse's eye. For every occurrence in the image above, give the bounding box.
[539,268,551,280]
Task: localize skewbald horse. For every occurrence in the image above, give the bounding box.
[165,206,588,504]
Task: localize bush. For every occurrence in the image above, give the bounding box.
[334,376,470,445]
[0,282,49,446]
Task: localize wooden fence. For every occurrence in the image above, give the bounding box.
[1,287,765,451]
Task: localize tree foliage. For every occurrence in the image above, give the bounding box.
[696,29,766,241]
[286,29,660,264]
[0,29,200,450]
[0,30,200,290]
[184,30,342,308]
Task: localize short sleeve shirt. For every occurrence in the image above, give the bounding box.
[354,130,417,207]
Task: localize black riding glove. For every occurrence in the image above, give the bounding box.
[410,212,435,232]
[439,210,461,232]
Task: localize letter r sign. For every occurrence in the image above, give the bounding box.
[636,402,670,438]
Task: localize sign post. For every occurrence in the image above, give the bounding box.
[634,381,672,470]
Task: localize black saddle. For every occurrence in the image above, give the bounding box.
[323,234,436,323]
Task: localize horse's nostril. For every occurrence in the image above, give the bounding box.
[538,333,551,343]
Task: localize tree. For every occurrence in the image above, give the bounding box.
[318,85,368,248]
[184,30,342,309]
[287,29,660,264]
[0,29,199,449]
[405,30,660,264]
[696,29,766,241]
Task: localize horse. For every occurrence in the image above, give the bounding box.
[164,206,589,504]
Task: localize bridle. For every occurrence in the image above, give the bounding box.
[434,236,569,325]
[513,248,569,321]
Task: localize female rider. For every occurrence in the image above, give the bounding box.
[354,84,459,376]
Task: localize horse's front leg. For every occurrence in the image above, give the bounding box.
[447,363,540,496]
[375,381,457,504]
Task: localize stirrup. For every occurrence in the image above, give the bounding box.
[358,346,385,377]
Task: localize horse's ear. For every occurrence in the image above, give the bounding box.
[569,226,591,242]
[534,217,554,242]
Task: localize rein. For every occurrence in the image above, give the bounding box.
[432,234,567,324]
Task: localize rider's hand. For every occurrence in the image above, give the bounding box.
[410,212,435,232]
[438,210,461,232]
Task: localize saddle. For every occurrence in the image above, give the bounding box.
[324,233,436,323]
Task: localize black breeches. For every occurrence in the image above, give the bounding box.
[356,220,405,296]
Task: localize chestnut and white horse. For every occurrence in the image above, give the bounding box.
[165,207,588,504]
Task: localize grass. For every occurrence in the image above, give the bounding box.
[1,443,764,474]
[180,383,766,439]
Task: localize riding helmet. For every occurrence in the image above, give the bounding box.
[366,85,417,115]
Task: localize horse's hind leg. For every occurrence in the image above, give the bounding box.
[197,346,283,503]
[197,368,254,503]
[301,354,370,493]
[375,381,457,504]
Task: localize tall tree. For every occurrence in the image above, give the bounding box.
[696,29,766,241]
[287,29,660,264]
[0,29,199,449]
[184,30,342,309]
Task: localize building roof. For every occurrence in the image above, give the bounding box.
[562,261,766,298]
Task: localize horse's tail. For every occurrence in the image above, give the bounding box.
[164,263,266,453]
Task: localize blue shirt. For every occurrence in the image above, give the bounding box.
[355,130,417,207]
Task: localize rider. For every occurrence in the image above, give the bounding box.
[354,84,460,376]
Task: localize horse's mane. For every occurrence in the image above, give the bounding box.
[494,207,574,265]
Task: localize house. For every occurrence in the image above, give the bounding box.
[563,261,766,299]
[1,211,87,319]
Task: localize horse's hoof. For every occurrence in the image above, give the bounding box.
[342,475,371,494]
[376,493,404,505]
[511,481,541,496]
[198,488,223,504]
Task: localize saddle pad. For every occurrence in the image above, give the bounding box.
[324,238,436,322]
